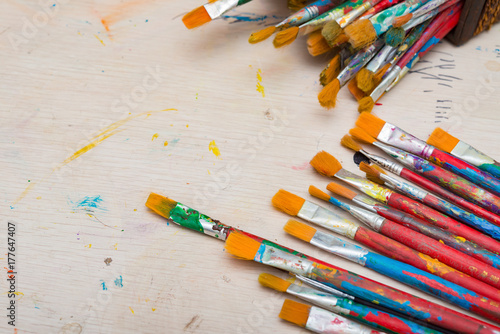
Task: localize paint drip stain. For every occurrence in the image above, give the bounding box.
[100,281,108,290]
[163,141,168,146]
[485,61,500,72]
[256,69,265,97]
[114,275,123,288]
[104,257,112,266]
[71,195,106,213]
[129,306,134,314]
[209,140,221,159]
[94,34,105,46]
[152,133,159,141]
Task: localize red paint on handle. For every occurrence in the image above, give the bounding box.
[401,168,500,227]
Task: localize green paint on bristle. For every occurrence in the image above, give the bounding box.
[385,27,405,47]
[169,204,205,233]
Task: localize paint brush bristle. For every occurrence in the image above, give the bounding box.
[373,63,391,87]
[272,190,306,216]
[307,31,332,56]
[341,135,362,152]
[145,193,178,219]
[327,182,358,200]
[360,162,385,184]
[225,232,261,261]
[310,151,343,177]
[279,299,310,328]
[258,273,292,292]
[308,185,331,202]
[249,26,276,44]
[273,27,299,48]
[356,68,375,93]
[284,219,317,243]
[322,20,342,46]
[393,13,413,27]
[182,5,212,29]
[356,112,386,138]
[358,96,375,113]
[427,127,459,153]
[318,78,340,109]
[344,19,377,49]
[349,127,376,144]
[385,27,405,47]
[348,77,367,101]
[320,54,341,86]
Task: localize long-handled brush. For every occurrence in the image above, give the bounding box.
[183,0,254,29]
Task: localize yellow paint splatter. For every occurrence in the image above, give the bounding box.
[152,133,159,141]
[163,141,168,146]
[36,196,41,200]
[186,124,189,128]
[209,140,221,159]
[113,243,118,250]
[94,34,106,46]
[152,308,156,311]
[85,244,92,248]
[256,69,265,97]
[454,236,466,243]
[129,307,135,314]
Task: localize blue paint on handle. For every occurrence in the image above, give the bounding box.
[480,163,500,180]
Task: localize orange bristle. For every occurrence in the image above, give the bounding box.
[322,20,342,46]
[284,219,317,243]
[341,135,362,152]
[320,54,341,86]
[310,151,343,177]
[393,13,413,27]
[427,127,459,153]
[373,63,391,87]
[272,189,306,216]
[331,33,349,47]
[273,27,299,48]
[249,26,276,44]
[349,127,376,144]
[307,31,333,56]
[327,182,358,200]
[279,299,310,328]
[225,232,262,260]
[348,77,367,101]
[355,112,386,138]
[182,5,212,29]
[356,68,375,93]
[344,19,377,49]
[145,193,178,219]
[359,162,385,185]
[358,96,375,113]
[258,273,292,292]
[308,185,331,202]
[288,0,308,10]
[318,79,340,109]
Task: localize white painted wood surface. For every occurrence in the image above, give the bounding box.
[1,0,500,333]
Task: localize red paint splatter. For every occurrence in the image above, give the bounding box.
[375,103,383,106]
[332,318,343,324]
[291,162,310,171]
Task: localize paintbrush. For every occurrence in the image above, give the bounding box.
[183,0,254,29]
[273,188,500,302]
[355,45,397,92]
[428,127,500,180]
[248,0,345,44]
[286,219,500,321]
[288,0,309,11]
[344,0,432,49]
[279,299,388,334]
[347,129,500,237]
[308,183,500,291]
[225,231,500,333]
[347,76,368,100]
[307,31,349,56]
[393,0,453,27]
[356,112,500,200]
[310,150,500,256]
[358,4,461,112]
[260,273,435,333]
[319,47,351,86]
[318,38,384,108]
[358,0,406,20]
[357,162,500,269]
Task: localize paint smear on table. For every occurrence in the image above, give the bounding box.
[100,281,108,291]
[485,61,500,72]
[129,307,135,314]
[291,162,311,171]
[114,275,123,288]
[209,140,221,159]
[101,0,152,34]
[14,109,176,204]
[152,133,159,141]
[70,195,106,213]
[256,69,265,97]
[94,34,106,46]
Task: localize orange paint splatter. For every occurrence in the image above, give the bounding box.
[256,69,265,97]
[163,141,168,147]
[152,133,158,141]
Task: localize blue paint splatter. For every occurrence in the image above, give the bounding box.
[220,12,284,24]
[171,138,180,145]
[100,280,108,291]
[69,195,106,213]
[114,276,123,288]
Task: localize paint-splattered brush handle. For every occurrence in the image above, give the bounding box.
[444,139,500,180]
[360,0,405,19]
[355,226,500,307]
[399,166,500,233]
[337,38,384,86]
[370,0,432,36]
[278,0,345,27]
[204,0,254,20]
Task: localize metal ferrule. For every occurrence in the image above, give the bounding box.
[373,141,429,171]
[352,195,379,212]
[337,39,384,86]
[370,65,401,102]
[361,150,404,175]
[311,231,369,265]
[380,174,428,201]
[172,203,231,240]
[338,2,373,28]
[335,169,393,204]
[254,244,314,276]
[295,275,355,300]
[286,284,351,315]
[402,10,434,31]
[298,201,360,239]
[365,45,396,73]
[377,122,435,158]
[347,205,386,231]
[299,7,343,35]
[204,0,239,19]
[451,140,495,166]
[306,307,378,334]
[386,65,409,92]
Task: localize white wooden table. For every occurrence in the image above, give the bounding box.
[1,0,500,333]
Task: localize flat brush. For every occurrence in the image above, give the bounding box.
[226,231,500,333]
[183,0,253,29]
[311,150,500,258]
[356,112,500,208]
[286,219,500,321]
[428,127,500,180]
[347,129,500,237]
[279,299,386,334]
[261,272,431,333]
[356,45,397,92]
[320,46,354,86]
[274,188,500,303]
[393,0,453,27]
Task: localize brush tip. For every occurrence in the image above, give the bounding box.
[356,68,375,93]
[385,27,405,47]
[272,189,306,216]
[327,182,357,200]
[344,19,377,49]
[182,5,211,29]
[273,27,299,48]
[225,232,261,260]
[307,31,332,56]
[347,77,367,101]
[393,13,412,27]
[355,112,385,137]
[320,54,341,86]
[357,97,375,113]
[145,193,178,219]
[322,20,342,46]
[284,219,317,243]
[310,151,343,177]
[308,185,331,202]
[249,26,276,44]
[349,127,376,144]
[318,79,340,109]
[279,299,310,328]
[427,127,459,153]
[258,273,291,292]
[341,135,362,152]
[360,162,384,184]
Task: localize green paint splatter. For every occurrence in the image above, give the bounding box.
[169,204,205,233]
